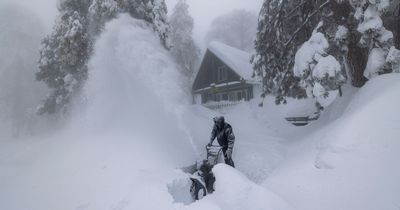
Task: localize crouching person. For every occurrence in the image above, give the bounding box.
[208,116,235,168]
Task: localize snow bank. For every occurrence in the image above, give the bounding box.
[263,74,400,210]
[209,164,293,210]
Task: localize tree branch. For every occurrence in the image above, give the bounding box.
[284,1,306,20]
[284,0,331,48]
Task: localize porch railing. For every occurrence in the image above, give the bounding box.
[203,101,241,110]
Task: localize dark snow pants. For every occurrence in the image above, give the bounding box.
[222,147,235,168]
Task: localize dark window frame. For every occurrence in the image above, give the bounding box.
[217,65,228,82]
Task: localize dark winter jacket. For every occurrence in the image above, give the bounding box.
[210,123,235,149]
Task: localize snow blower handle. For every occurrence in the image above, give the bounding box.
[206,144,220,150]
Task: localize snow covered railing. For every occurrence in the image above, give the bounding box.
[204,101,241,110]
[285,113,320,126]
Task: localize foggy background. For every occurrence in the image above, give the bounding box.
[0,0,263,49]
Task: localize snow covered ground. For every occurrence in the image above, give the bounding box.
[0,14,399,210]
[263,74,400,210]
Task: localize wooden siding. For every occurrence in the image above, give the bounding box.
[192,49,257,105]
[192,50,242,91]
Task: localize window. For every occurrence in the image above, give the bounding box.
[217,66,228,81]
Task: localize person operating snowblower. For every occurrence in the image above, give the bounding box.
[208,116,235,168]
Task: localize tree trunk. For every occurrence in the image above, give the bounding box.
[348,44,368,87]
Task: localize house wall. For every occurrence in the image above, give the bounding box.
[192,50,242,91]
[192,49,259,105]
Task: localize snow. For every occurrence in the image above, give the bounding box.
[294,29,343,107]
[208,41,254,80]
[293,32,329,77]
[312,82,339,107]
[334,25,348,41]
[207,164,294,210]
[0,14,287,210]
[312,55,341,79]
[1,10,400,210]
[0,14,196,210]
[364,47,387,79]
[263,74,400,210]
[357,6,383,34]
[386,46,400,72]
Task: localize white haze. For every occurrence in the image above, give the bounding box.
[0,3,49,139]
[166,0,264,49]
[0,0,263,48]
[0,0,58,32]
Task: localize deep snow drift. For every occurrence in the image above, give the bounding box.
[263,74,400,210]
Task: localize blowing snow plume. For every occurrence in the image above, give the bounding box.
[74,14,198,164]
[0,15,199,210]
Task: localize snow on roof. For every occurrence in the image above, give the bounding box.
[208,41,254,80]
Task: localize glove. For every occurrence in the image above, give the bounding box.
[225,148,232,159]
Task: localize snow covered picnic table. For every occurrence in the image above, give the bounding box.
[285,114,319,126]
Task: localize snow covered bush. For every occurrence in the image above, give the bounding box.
[294,23,346,108]
[386,46,400,72]
[351,0,396,79]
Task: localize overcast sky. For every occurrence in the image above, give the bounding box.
[166,0,264,49]
[0,0,263,49]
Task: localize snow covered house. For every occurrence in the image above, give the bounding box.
[192,42,260,108]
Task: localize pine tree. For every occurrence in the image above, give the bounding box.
[88,0,119,36]
[169,0,200,79]
[37,3,90,114]
[351,0,395,79]
[150,0,170,47]
[293,22,347,108]
[252,0,325,105]
[254,0,400,107]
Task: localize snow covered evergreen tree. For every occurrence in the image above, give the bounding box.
[37,0,170,115]
[169,0,200,79]
[36,1,90,114]
[88,0,119,36]
[206,10,257,52]
[254,0,400,107]
[150,0,170,47]
[252,0,326,105]
[351,0,395,79]
[294,22,346,108]
[115,0,170,47]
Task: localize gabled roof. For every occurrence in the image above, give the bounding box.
[208,41,254,80]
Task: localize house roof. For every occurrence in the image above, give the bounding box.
[208,41,254,80]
